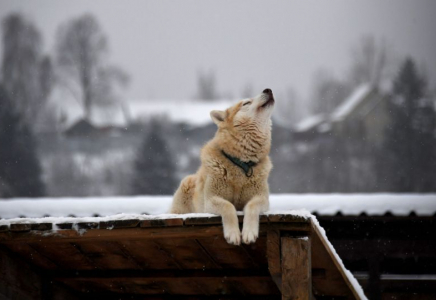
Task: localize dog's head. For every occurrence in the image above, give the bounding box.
[210,89,275,160]
[210,88,275,131]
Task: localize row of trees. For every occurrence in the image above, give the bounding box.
[0,13,129,197]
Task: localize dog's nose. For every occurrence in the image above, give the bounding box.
[263,88,272,95]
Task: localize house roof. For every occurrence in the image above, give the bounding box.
[294,84,375,134]
[1,194,435,221]
[294,114,326,132]
[331,84,373,122]
[64,118,97,136]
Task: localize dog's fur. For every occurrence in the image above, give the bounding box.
[170,89,275,245]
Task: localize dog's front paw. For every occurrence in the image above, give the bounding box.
[242,227,258,244]
[224,228,241,245]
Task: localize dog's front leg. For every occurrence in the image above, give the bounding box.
[242,195,269,244]
[204,194,241,245]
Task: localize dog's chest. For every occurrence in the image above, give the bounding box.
[224,169,257,210]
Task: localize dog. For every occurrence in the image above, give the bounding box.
[170,89,275,245]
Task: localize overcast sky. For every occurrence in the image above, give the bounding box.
[0,0,435,103]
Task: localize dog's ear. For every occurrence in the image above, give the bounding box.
[210,110,226,125]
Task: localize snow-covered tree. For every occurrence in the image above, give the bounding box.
[348,35,395,88]
[0,85,45,197]
[196,70,219,101]
[131,120,177,195]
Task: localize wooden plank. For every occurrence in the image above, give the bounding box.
[152,238,219,270]
[81,294,281,300]
[0,221,310,245]
[0,245,42,300]
[58,277,280,296]
[196,237,259,269]
[29,242,98,270]
[184,216,222,225]
[100,219,140,229]
[77,222,99,229]
[56,223,74,230]
[31,223,52,231]
[311,222,362,300]
[50,269,271,279]
[0,226,224,244]
[0,225,8,232]
[281,236,312,300]
[241,236,268,267]
[140,218,184,227]
[267,230,282,292]
[5,243,59,270]
[112,240,182,270]
[268,214,310,223]
[10,223,31,232]
[70,241,143,270]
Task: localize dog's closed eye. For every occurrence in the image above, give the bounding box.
[243,101,252,106]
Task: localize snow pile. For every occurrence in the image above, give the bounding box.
[331,84,372,121]
[1,193,435,220]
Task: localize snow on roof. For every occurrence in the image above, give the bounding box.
[331,84,373,122]
[0,194,435,221]
[294,114,326,132]
[61,100,234,128]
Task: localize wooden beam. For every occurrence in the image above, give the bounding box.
[267,230,282,292]
[48,269,271,279]
[81,294,281,300]
[281,236,312,300]
[0,223,310,245]
[0,245,80,300]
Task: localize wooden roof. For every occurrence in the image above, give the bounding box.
[0,214,365,300]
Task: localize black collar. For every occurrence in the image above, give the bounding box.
[222,150,257,177]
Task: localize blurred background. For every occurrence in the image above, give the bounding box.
[0,0,435,198]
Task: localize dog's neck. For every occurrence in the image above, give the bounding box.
[215,120,271,163]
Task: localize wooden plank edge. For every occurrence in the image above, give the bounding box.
[311,220,365,300]
[140,218,184,227]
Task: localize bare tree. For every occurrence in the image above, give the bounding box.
[56,14,129,121]
[348,35,395,88]
[1,13,52,127]
[310,70,352,115]
[196,69,219,101]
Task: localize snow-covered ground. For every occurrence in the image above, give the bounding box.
[1,194,435,220]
